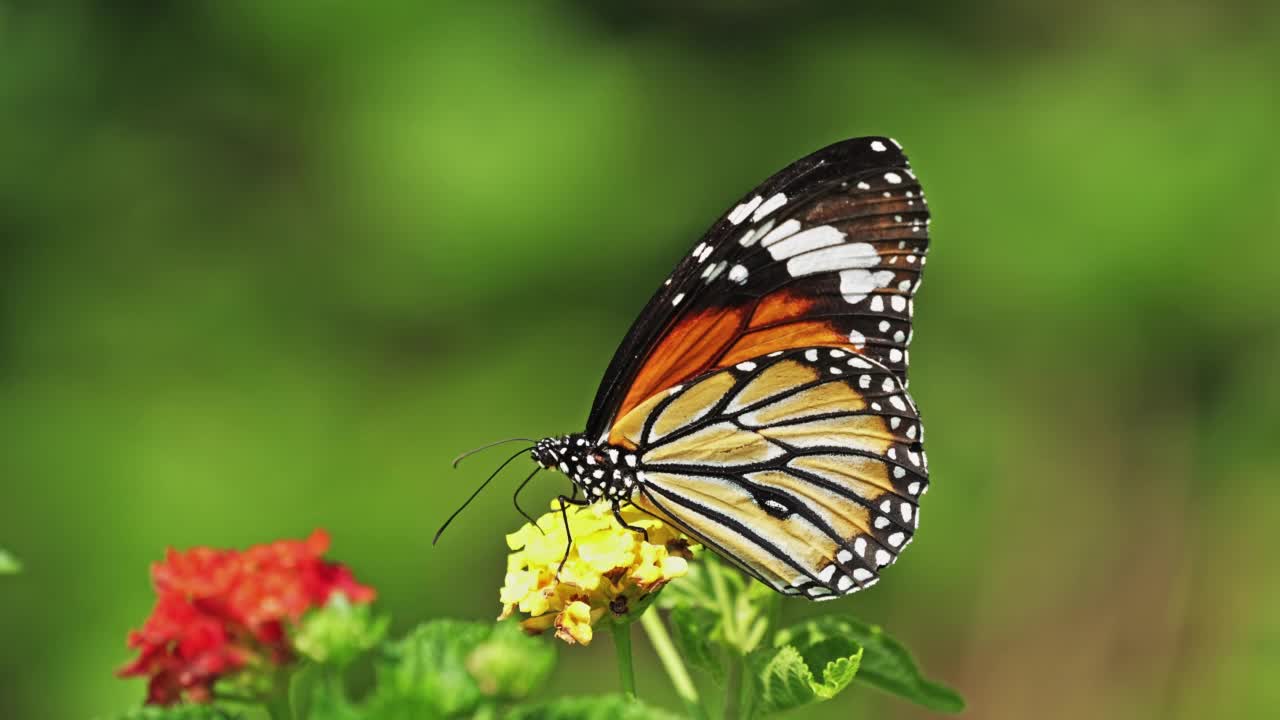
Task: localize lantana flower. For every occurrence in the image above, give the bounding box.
[119,529,375,705]
[499,501,693,645]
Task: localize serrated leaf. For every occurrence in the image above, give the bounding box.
[0,549,20,574]
[748,635,862,714]
[370,619,491,716]
[776,616,964,713]
[668,605,726,682]
[98,707,244,720]
[465,619,556,701]
[506,694,684,720]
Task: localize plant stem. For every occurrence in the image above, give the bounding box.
[613,622,638,700]
[264,688,294,720]
[708,561,738,648]
[764,590,782,645]
[640,609,708,720]
[723,652,744,720]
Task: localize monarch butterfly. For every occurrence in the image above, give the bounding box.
[449,137,931,601]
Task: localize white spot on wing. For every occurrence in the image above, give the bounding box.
[728,195,763,225]
[671,293,685,306]
[759,218,802,248]
[870,140,887,152]
[752,192,787,221]
[884,172,903,184]
[768,225,846,261]
[728,264,749,284]
[840,269,895,304]
[786,241,878,275]
[703,260,727,283]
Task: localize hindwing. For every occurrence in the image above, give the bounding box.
[619,346,928,600]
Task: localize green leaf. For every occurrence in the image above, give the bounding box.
[464,619,556,701]
[99,707,244,720]
[370,619,491,716]
[667,605,726,682]
[506,694,685,720]
[747,632,862,713]
[291,662,362,720]
[655,548,722,612]
[776,616,964,713]
[657,551,776,654]
[0,549,20,574]
[294,593,390,667]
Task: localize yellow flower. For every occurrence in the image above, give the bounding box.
[554,600,596,645]
[498,500,693,645]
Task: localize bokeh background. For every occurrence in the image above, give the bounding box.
[2,1,1278,718]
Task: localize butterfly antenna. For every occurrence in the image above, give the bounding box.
[451,437,536,469]
[434,446,532,545]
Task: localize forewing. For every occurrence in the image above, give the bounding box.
[586,137,930,440]
[619,347,928,600]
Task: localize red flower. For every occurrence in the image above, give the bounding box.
[119,530,375,705]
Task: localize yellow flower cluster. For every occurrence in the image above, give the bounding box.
[498,501,692,645]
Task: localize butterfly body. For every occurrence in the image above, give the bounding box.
[531,434,640,503]
[529,136,933,600]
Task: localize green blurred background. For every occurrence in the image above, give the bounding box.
[2,1,1278,718]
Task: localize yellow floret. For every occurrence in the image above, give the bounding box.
[497,500,693,645]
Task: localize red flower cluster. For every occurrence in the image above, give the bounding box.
[119,530,375,705]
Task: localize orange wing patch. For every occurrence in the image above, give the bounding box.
[720,323,849,367]
[614,289,856,425]
[749,289,816,328]
[615,305,750,421]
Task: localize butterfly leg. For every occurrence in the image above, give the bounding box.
[612,502,650,542]
[555,493,590,577]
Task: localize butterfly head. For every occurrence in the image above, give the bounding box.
[532,433,640,502]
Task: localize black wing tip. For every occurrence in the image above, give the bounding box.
[810,135,911,166]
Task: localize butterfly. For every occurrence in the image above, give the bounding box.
[492,137,930,601]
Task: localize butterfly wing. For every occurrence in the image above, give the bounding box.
[586,137,930,442]
[614,346,927,600]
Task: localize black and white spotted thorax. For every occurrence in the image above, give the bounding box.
[532,434,641,502]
